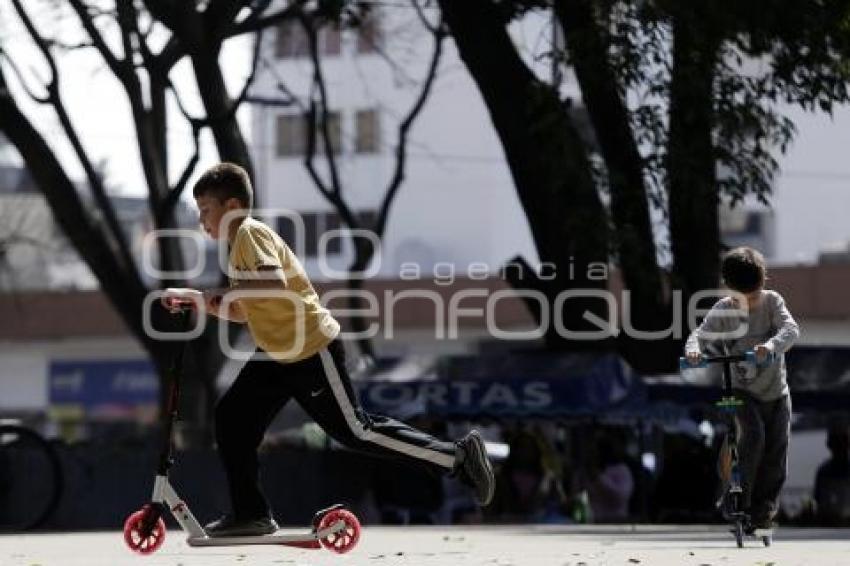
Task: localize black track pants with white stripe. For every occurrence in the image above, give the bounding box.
[214,339,458,519]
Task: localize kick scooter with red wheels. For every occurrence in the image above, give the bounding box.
[681,349,775,548]
[122,309,361,555]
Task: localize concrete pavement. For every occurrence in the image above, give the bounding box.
[1,525,848,566]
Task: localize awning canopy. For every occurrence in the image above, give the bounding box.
[354,347,850,420]
[354,352,651,419]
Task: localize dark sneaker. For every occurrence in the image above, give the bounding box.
[204,514,278,537]
[751,519,776,532]
[455,429,495,507]
[744,517,775,535]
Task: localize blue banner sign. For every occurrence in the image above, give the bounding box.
[354,354,646,418]
[49,359,159,410]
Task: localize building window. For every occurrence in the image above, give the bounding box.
[720,208,763,237]
[277,210,376,258]
[276,21,341,59]
[276,21,308,58]
[356,12,381,54]
[276,112,341,157]
[276,114,306,157]
[355,110,380,154]
[323,25,342,56]
[315,111,342,156]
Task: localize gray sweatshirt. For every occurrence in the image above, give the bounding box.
[685,290,800,401]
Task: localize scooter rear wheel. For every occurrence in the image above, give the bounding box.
[317,508,360,554]
[123,505,166,555]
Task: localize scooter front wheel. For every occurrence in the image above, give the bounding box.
[317,508,361,554]
[123,505,166,555]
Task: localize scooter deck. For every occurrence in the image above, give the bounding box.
[188,532,318,548]
[187,522,342,548]
[186,531,322,548]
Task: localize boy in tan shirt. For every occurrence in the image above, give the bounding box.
[164,163,494,536]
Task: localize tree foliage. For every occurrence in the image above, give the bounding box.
[437,0,850,371]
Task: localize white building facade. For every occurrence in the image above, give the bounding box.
[248,5,850,274]
[249,4,557,282]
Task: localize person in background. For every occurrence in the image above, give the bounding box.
[587,430,634,522]
[814,423,850,525]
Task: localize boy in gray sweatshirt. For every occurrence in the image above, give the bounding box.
[685,246,800,530]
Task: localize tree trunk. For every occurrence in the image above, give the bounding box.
[667,12,722,302]
[556,1,682,372]
[1,71,139,338]
[345,237,377,360]
[1,65,224,437]
[555,1,664,318]
[438,0,611,349]
[191,48,255,181]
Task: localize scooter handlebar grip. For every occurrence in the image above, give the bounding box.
[745,349,778,368]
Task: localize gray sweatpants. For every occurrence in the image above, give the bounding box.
[736,392,792,522]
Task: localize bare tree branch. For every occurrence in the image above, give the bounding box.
[141,0,181,33]
[244,95,298,107]
[230,0,307,37]
[162,24,264,131]
[159,121,201,223]
[259,56,307,110]
[303,97,360,232]
[10,0,138,279]
[302,13,345,198]
[0,65,151,344]
[370,40,417,88]
[157,35,184,72]
[375,19,446,239]
[0,48,50,104]
[160,74,206,218]
[231,28,266,114]
[166,78,203,124]
[206,0,254,41]
[108,0,172,211]
[411,0,440,36]
[125,2,160,74]
[47,38,96,52]
[304,99,335,201]
[3,0,265,429]
[116,1,141,81]
[172,127,202,195]
[191,27,267,128]
[67,0,136,88]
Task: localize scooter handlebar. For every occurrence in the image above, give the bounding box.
[747,349,779,368]
[679,349,777,370]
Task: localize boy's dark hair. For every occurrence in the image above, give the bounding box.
[722,246,766,293]
[192,162,253,209]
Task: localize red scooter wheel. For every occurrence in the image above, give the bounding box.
[123,505,166,555]
[317,508,360,554]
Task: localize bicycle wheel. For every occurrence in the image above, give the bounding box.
[0,425,63,531]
